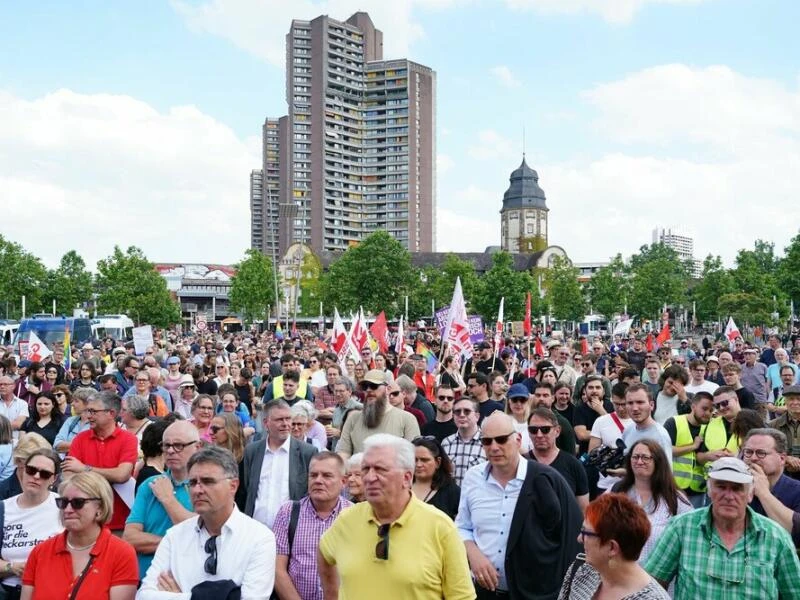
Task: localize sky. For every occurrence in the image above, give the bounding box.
[1,0,798,270]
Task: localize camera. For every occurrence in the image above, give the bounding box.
[580,439,627,475]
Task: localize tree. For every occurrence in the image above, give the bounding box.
[471,252,535,322]
[41,251,93,315]
[544,256,587,322]
[718,293,778,327]
[0,234,47,318]
[627,243,688,318]
[421,254,480,310]
[297,253,323,317]
[318,231,419,316]
[587,254,629,319]
[229,249,280,324]
[730,243,787,324]
[95,246,181,327]
[777,232,800,309]
[690,255,736,323]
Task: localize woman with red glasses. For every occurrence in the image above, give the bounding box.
[0,449,62,600]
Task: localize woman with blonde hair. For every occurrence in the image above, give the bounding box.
[0,433,50,501]
[21,471,138,599]
[209,412,246,511]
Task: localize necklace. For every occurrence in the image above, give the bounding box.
[66,538,97,552]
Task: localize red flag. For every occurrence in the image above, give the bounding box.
[655,323,671,347]
[523,292,532,337]
[645,333,654,353]
[534,336,544,357]
[581,338,589,355]
[369,311,390,353]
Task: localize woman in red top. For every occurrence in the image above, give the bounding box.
[21,471,138,600]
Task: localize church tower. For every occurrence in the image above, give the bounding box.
[500,156,548,253]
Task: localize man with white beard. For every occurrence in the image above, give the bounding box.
[336,370,420,458]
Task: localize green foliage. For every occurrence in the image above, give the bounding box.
[229,249,279,324]
[42,251,93,315]
[318,231,418,316]
[297,253,323,317]
[472,252,536,321]
[544,256,587,322]
[95,246,181,328]
[421,254,481,310]
[628,243,688,318]
[0,234,47,318]
[587,254,629,319]
[777,232,800,308]
[718,293,780,326]
[690,255,736,322]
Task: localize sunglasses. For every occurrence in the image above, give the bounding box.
[389,391,401,398]
[25,465,55,479]
[480,433,515,446]
[508,396,528,404]
[375,523,390,560]
[209,425,223,433]
[713,400,730,409]
[55,497,100,510]
[527,425,553,435]
[204,535,218,575]
[453,408,474,416]
[53,392,66,398]
[437,395,454,401]
[360,382,383,391]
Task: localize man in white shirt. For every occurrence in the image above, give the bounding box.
[589,382,633,494]
[243,400,317,528]
[138,446,276,599]
[0,375,29,438]
[685,359,719,395]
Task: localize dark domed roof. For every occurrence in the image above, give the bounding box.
[501,157,547,211]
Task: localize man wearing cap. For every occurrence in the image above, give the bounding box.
[336,370,420,458]
[646,456,800,597]
[741,347,769,415]
[766,364,798,418]
[468,342,506,376]
[769,385,800,479]
[465,372,503,424]
[741,428,800,545]
[114,355,139,395]
[677,338,696,360]
[705,354,724,386]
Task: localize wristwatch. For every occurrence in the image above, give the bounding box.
[4,562,12,574]
[84,465,93,472]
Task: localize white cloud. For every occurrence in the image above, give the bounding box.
[490,65,522,88]
[0,89,257,268]
[170,0,429,68]
[467,129,521,162]
[505,0,708,24]
[437,153,455,175]
[437,207,498,252]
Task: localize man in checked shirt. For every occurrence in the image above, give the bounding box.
[442,397,486,486]
[272,451,352,600]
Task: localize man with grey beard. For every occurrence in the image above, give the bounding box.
[335,370,420,458]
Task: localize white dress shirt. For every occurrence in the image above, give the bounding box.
[0,396,29,440]
[455,458,528,592]
[252,436,291,528]
[137,506,276,600]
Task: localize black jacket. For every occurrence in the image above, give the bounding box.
[505,460,583,600]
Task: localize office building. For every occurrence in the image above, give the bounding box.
[652,227,701,277]
[252,12,436,256]
[249,169,264,252]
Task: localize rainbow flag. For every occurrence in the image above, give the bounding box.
[416,341,439,374]
[275,323,284,341]
[63,326,71,369]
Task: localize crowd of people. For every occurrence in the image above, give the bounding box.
[0,326,798,599]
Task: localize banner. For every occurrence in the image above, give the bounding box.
[612,318,634,337]
[435,305,484,344]
[26,331,52,362]
[132,325,154,356]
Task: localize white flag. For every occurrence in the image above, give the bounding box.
[394,315,405,354]
[27,331,52,361]
[724,317,741,342]
[443,277,473,360]
[332,308,350,373]
[494,297,505,354]
[613,318,634,337]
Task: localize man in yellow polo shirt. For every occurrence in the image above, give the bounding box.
[318,433,474,600]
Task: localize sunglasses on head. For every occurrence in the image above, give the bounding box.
[480,432,514,446]
[55,497,100,510]
[527,425,553,435]
[25,465,54,479]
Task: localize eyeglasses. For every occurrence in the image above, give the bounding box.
[55,497,101,510]
[160,441,198,452]
[204,535,218,575]
[579,528,600,543]
[527,425,553,435]
[360,382,383,391]
[188,476,233,488]
[196,405,214,411]
[453,408,474,416]
[135,378,150,383]
[85,408,111,416]
[436,395,454,401]
[713,400,730,409]
[631,454,654,463]
[480,432,515,446]
[291,422,307,429]
[375,523,390,560]
[25,465,55,479]
[742,448,774,459]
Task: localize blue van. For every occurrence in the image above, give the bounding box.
[12,316,93,356]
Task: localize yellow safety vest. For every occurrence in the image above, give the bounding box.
[271,375,308,400]
[673,415,707,493]
[702,416,740,475]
